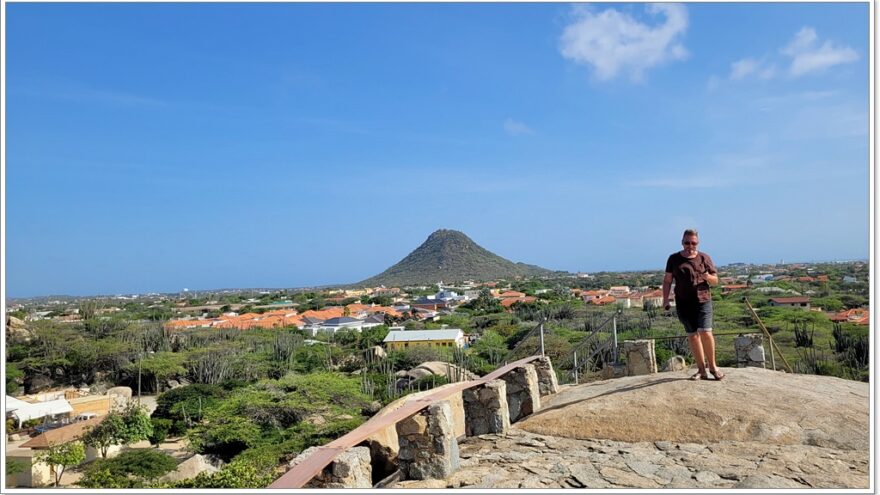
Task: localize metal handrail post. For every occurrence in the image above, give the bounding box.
[612,315,618,363]
[539,321,545,357]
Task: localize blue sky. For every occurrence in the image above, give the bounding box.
[5,2,870,297]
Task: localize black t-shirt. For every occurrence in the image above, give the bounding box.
[665,252,716,305]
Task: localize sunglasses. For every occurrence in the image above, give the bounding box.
[682,241,699,246]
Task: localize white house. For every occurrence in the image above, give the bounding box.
[305,316,384,337]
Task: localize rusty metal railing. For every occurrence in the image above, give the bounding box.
[268,354,545,488]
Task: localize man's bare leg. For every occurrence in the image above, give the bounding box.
[687,333,707,378]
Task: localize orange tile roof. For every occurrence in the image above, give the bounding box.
[497,291,526,299]
[591,296,617,305]
[501,296,538,308]
[300,307,345,321]
[582,290,608,297]
[164,319,215,329]
[829,308,870,325]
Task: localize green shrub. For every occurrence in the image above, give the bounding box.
[152,384,226,434]
[79,449,178,488]
[148,418,172,445]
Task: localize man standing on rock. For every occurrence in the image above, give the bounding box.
[662,229,723,381]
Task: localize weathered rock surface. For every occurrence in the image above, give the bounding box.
[392,429,868,489]
[517,367,868,450]
[391,367,868,489]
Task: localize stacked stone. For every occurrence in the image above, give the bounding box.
[396,400,460,480]
[734,334,765,368]
[533,356,560,396]
[501,364,541,423]
[290,446,373,488]
[463,379,510,436]
[623,340,657,376]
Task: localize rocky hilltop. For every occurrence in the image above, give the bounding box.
[356,229,559,287]
[395,367,869,489]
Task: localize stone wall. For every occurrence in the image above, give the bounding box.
[734,334,766,368]
[501,364,541,423]
[463,379,510,436]
[396,400,460,480]
[291,446,373,488]
[533,356,559,396]
[623,340,657,376]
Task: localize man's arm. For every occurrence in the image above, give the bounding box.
[662,272,673,309]
[703,255,719,286]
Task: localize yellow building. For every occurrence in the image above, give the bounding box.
[383,329,466,350]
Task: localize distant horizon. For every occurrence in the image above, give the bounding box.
[6,255,868,300]
[5,3,870,299]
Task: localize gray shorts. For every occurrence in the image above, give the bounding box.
[676,301,714,335]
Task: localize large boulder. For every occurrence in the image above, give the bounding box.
[6,315,26,327]
[158,454,219,483]
[517,367,869,450]
[662,356,688,372]
[413,362,478,381]
[24,373,54,394]
[5,316,33,341]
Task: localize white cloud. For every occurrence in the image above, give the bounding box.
[784,30,859,76]
[781,26,819,56]
[559,3,689,81]
[729,58,777,81]
[503,118,535,136]
[730,58,758,80]
[725,27,858,82]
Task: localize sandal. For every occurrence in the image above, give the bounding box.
[710,369,725,381]
[689,371,709,381]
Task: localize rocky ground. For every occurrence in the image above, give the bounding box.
[396,429,869,489]
[393,367,870,489]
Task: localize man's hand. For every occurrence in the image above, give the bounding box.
[663,302,671,311]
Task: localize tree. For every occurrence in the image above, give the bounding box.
[152,384,227,435]
[469,330,508,366]
[37,441,86,487]
[82,404,153,458]
[463,289,503,314]
[6,363,23,394]
[131,352,187,394]
[359,325,390,349]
